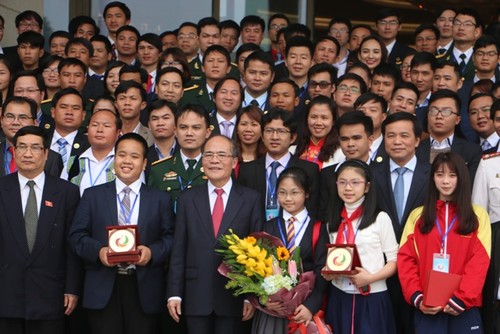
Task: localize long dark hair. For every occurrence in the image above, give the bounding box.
[420,152,478,235]
[294,95,339,163]
[328,159,380,232]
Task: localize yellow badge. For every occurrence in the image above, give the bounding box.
[73,143,80,149]
[209,125,215,131]
[44,124,51,129]
[163,171,178,181]
[166,187,171,191]
[202,175,209,180]
[305,100,310,105]
[194,62,199,69]
[198,89,204,96]
[200,167,204,173]
[376,156,383,163]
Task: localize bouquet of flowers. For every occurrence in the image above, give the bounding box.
[216,229,315,318]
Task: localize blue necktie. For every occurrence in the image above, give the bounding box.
[394,167,408,224]
[57,138,68,165]
[267,161,280,209]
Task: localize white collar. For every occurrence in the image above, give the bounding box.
[115,176,142,196]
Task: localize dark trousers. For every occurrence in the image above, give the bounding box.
[185,314,242,334]
[0,318,64,334]
[86,273,159,334]
[414,307,482,334]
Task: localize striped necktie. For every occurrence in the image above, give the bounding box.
[287,216,296,253]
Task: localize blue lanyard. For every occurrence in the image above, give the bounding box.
[177,175,194,191]
[277,214,309,250]
[117,190,139,225]
[87,156,113,186]
[435,215,457,252]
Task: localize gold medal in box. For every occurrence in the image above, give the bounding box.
[106,225,141,263]
[322,243,362,275]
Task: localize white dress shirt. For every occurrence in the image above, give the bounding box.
[18,172,45,217]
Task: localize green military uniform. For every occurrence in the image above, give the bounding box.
[188,55,203,84]
[148,150,207,212]
[179,80,215,113]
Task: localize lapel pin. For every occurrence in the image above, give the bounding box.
[45,200,53,207]
[73,143,80,149]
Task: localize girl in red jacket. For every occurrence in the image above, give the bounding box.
[398,152,491,333]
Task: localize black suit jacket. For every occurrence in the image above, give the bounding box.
[48,131,90,180]
[208,113,238,140]
[0,141,64,178]
[371,158,430,242]
[0,173,81,320]
[69,181,174,314]
[82,75,105,101]
[264,217,329,314]
[387,41,414,66]
[167,182,263,316]
[238,155,320,218]
[440,45,475,81]
[416,137,481,183]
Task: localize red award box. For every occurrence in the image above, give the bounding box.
[106,225,141,264]
[321,244,362,275]
[423,270,462,308]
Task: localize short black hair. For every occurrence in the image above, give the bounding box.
[335,110,374,136]
[49,31,71,44]
[14,125,48,149]
[2,96,37,119]
[156,66,185,86]
[175,103,210,128]
[336,73,368,94]
[9,70,45,98]
[474,34,500,54]
[455,8,483,30]
[354,92,388,112]
[261,108,297,134]
[90,34,113,54]
[414,23,440,40]
[285,36,314,57]
[65,37,94,57]
[375,8,402,23]
[372,63,401,86]
[148,99,177,119]
[328,17,352,34]
[346,62,372,82]
[17,31,44,48]
[15,10,43,29]
[197,17,219,35]
[119,65,148,84]
[236,43,261,61]
[434,61,462,80]
[268,13,290,29]
[68,15,100,36]
[410,51,437,71]
[116,25,140,40]
[51,87,85,109]
[490,98,500,120]
[202,45,231,66]
[240,15,265,31]
[114,80,147,102]
[115,133,148,159]
[243,50,275,73]
[382,111,422,138]
[468,92,494,111]
[429,89,461,111]
[58,57,88,75]
[283,23,311,40]
[270,77,299,97]
[315,36,341,58]
[219,20,240,38]
[178,22,197,34]
[391,82,419,100]
[137,33,162,52]
[213,76,244,102]
[308,62,338,83]
[103,1,131,20]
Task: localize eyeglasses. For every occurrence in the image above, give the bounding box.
[270,24,287,31]
[337,84,360,94]
[162,61,182,67]
[42,68,59,75]
[329,28,349,34]
[18,22,40,29]
[452,20,477,28]
[277,190,304,198]
[428,107,459,117]
[3,113,34,123]
[400,64,411,71]
[15,144,45,154]
[336,179,366,188]
[200,33,220,39]
[177,34,197,41]
[377,20,399,26]
[13,88,40,95]
[203,152,233,160]
[475,51,498,58]
[469,106,491,117]
[416,37,437,43]
[263,128,291,136]
[309,81,332,89]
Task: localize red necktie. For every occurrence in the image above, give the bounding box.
[146,74,153,93]
[8,146,16,174]
[335,205,364,244]
[212,189,224,237]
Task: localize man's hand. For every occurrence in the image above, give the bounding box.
[99,247,115,267]
[167,300,182,322]
[64,294,78,315]
[133,245,152,266]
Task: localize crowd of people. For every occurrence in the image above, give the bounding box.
[0,2,500,334]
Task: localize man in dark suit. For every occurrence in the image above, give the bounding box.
[1,96,63,178]
[238,108,320,220]
[47,88,90,180]
[375,8,414,66]
[209,77,243,140]
[69,133,174,334]
[416,89,481,182]
[167,135,263,334]
[372,112,430,334]
[0,125,81,334]
[241,50,275,111]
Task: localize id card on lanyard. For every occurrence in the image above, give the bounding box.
[432,207,457,273]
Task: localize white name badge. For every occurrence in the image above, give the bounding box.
[266,208,279,221]
[432,253,450,273]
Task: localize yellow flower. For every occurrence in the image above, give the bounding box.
[277,246,290,261]
[236,254,248,264]
[247,245,262,258]
[229,245,244,255]
[244,236,257,245]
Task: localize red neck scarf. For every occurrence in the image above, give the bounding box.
[335,205,364,244]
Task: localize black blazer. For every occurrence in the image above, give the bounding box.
[69,181,174,314]
[208,113,238,140]
[264,217,329,314]
[416,137,482,183]
[371,158,430,241]
[0,141,64,178]
[82,75,105,101]
[238,155,320,218]
[440,45,475,81]
[167,182,263,316]
[387,41,414,66]
[0,173,81,320]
